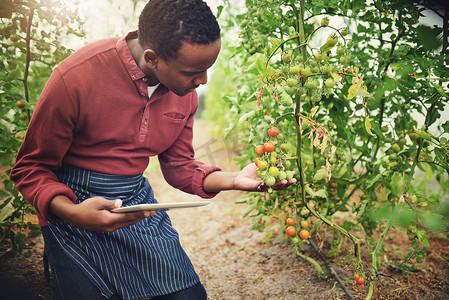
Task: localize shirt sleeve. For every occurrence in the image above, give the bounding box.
[10,68,78,224]
[157,92,222,199]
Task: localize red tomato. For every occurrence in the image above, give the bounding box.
[263,141,275,153]
[255,145,265,156]
[268,127,279,137]
[286,218,295,226]
[299,229,309,240]
[356,277,365,285]
[286,226,296,236]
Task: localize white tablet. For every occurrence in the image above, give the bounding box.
[111,201,210,213]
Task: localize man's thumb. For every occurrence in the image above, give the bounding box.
[111,199,122,209]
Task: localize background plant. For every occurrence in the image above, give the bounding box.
[0,0,84,252]
[205,0,449,298]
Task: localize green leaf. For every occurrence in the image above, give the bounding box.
[313,167,328,182]
[442,121,449,133]
[434,148,449,171]
[416,25,442,51]
[383,78,397,91]
[3,65,21,82]
[422,214,446,231]
[341,221,357,231]
[254,53,268,75]
[431,82,448,99]
[415,229,430,247]
[269,37,284,56]
[366,173,382,189]
[312,188,327,199]
[364,115,376,136]
[216,5,224,19]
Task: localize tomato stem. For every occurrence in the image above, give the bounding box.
[295,248,324,275]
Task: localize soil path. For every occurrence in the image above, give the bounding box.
[1,119,448,300]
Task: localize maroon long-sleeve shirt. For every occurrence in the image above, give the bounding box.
[10,31,220,226]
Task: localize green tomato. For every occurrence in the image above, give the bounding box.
[282,52,292,63]
[277,170,287,180]
[300,66,312,77]
[326,35,338,47]
[283,160,292,169]
[291,236,301,244]
[321,17,329,27]
[258,160,268,170]
[409,132,419,140]
[284,85,295,95]
[322,64,332,74]
[314,51,324,61]
[290,64,301,75]
[325,78,335,88]
[389,153,398,161]
[392,143,401,153]
[306,78,318,89]
[336,45,345,55]
[296,87,306,96]
[287,77,297,87]
[285,170,294,180]
[268,166,280,177]
[340,55,349,64]
[264,175,276,186]
[280,143,290,152]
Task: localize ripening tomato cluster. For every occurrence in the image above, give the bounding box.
[285,217,310,244]
[254,126,294,189]
[272,17,353,106]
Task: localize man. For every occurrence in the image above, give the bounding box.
[10,0,295,299]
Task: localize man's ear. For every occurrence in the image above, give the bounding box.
[143,49,158,69]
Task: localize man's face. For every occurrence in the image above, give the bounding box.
[152,38,221,96]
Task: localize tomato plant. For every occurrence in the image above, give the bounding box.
[209,0,449,299]
[0,0,84,252]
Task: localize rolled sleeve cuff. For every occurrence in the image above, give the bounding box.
[35,183,77,226]
[192,165,222,199]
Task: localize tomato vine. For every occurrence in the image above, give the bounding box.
[209,1,449,299]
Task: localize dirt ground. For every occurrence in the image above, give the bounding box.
[1,119,448,300]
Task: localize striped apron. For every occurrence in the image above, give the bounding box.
[46,164,200,299]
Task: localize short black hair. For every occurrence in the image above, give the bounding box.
[138,0,221,60]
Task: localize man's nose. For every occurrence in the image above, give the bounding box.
[194,71,208,86]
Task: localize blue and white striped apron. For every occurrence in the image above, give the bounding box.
[46,164,200,299]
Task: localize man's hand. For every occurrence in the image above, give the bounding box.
[233,163,297,192]
[49,195,155,232]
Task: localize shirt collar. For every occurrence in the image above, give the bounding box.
[116,30,169,97]
[116,30,147,82]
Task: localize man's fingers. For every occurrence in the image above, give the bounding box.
[106,210,156,232]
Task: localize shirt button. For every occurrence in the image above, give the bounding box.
[142,77,148,82]
[141,92,146,97]
[143,119,148,125]
[132,74,136,79]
